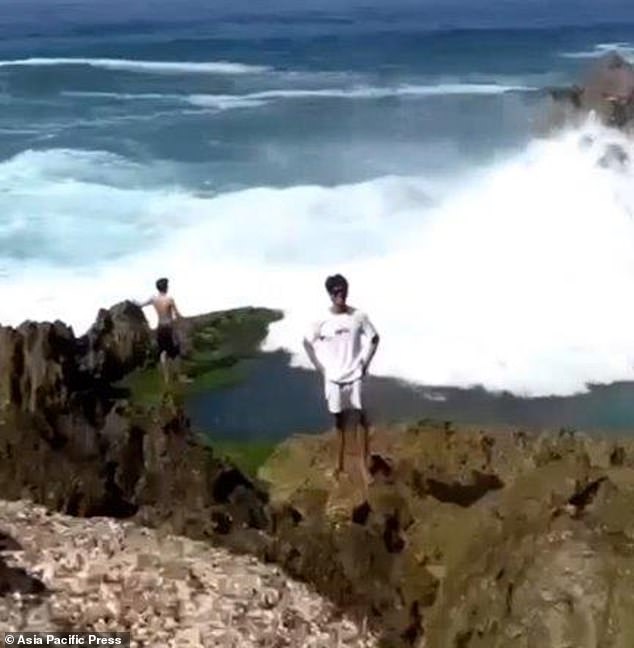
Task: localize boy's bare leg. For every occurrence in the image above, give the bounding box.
[159,351,170,385]
[357,410,372,486]
[335,412,346,479]
[360,411,371,469]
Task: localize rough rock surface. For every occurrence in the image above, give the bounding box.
[0,402,271,549]
[0,499,377,648]
[550,52,634,130]
[78,301,154,383]
[0,303,276,544]
[260,422,634,647]
[0,301,150,420]
[7,303,634,647]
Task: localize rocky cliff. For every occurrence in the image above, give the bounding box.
[260,423,634,647]
[3,304,634,647]
[0,303,278,546]
[550,52,634,130]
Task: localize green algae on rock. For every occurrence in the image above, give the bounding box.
[203,439,276,478]
[119,306,282,407]
[258,422,634,647]
[0,302,277,553]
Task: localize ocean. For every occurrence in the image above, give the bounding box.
[4,0,634,410]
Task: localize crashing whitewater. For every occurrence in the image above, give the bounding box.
[2,117,634,397]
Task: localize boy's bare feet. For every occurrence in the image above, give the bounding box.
[331,465,344,482]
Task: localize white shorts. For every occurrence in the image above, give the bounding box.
[325,380,363,414]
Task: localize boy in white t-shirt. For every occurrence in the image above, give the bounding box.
[303,274,380,481]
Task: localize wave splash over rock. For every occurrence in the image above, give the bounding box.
[6,117,634,397]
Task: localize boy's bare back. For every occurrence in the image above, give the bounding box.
[151,294,178,325]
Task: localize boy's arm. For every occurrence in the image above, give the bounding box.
[136,296,153,308]
[303,323,324,373]
[171,298,182,319]
[361,314,380,375]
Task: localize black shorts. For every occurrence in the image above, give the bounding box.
[157,325,180,359]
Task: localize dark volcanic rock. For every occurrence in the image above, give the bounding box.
[9,303,634,647]
[0,300,149,420]
[0,529,46,598]
[0,402,271,551]
[549,52,634,129]
[0,320,76,416]
[0,555,46,597]
[77,300,153,383]
[0,302,273,550]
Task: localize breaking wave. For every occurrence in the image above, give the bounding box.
[3,118,634,397]
[0,57,270,74]
[60,82,536,111]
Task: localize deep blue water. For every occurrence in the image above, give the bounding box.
[0,5,629,272]
[190,352,634,441]
[1,3,633,193]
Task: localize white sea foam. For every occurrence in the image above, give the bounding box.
[188,83,534,107]
[3,118,634,397]
[61,83,533,111]
[0,57,269,74]
[183,95,270,110]
[561,43,634,60]
[63,90,269,110]
[63,83,534,110]
[62,91,180,101]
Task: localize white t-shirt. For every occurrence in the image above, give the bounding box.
[306,307,378,384]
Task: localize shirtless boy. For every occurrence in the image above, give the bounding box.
[139,277,183,384]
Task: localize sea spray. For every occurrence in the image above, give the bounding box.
[3,119,634,396]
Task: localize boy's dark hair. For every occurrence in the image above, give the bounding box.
[325,274,348,294]
[156,277,169,293]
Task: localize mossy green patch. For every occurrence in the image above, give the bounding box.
[118,307,282,407]
[210,440,276,477]
[192,430,275,477]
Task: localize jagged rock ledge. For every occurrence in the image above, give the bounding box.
[259,422,634,647]
[4,303,634,646]
[0,302,280,530]
[549,51,634,131]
